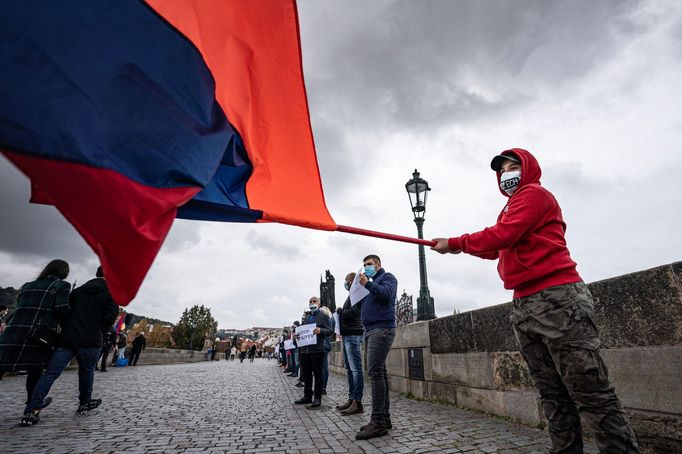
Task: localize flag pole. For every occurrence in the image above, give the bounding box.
[336,224,437,247]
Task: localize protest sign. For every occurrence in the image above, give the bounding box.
[350,266,370,306]
[284,339,295,350]
[296,323,317,347]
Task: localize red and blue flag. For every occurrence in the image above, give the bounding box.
[1,1,336,304]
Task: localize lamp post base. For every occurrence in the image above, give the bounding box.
[416,295,436,321]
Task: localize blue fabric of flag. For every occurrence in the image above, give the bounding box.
[0,0,249,202]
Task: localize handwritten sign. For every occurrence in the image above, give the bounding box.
[296,323,317,347]
[284,339,295,350]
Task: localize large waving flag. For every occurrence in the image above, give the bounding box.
[0,1,335,304]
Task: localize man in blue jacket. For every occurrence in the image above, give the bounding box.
[355,255,398,440]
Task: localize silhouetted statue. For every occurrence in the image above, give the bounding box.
[320,270,336,312]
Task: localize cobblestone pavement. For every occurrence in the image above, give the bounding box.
[1,359,597,453]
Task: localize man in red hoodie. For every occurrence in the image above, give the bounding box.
[431,149,639,453]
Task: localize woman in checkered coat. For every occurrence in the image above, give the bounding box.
[0,259,71,402]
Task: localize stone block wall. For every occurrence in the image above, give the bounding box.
[130,347,211,365]
[330,262,682,452]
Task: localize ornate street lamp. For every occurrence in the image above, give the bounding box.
[405,169,436,321]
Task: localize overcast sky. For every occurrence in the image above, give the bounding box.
[1,0,680,329]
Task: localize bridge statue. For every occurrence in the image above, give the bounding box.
[320,270,336,312]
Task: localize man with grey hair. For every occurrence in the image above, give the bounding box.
[295,296,333,409]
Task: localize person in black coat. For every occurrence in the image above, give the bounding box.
[294,296,333,408]
[129,332,146,366]
[22,266,118,425]
[97,329,116,372]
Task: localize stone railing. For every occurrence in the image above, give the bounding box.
[66,347,214,370]
[329,262,682,452]
[125,347,213,365]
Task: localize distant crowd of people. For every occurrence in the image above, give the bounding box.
[0,261,147,426]
[216,342,261,362]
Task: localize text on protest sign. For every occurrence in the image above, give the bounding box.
[296,323,317,347]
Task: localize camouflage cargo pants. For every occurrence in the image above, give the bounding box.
[511,281,639,454]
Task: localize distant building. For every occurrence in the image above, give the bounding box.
[217,327,280,343]
[127,320,174,348]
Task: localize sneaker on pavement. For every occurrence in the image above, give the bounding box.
[20,411,40,426]
[76,399,102,415]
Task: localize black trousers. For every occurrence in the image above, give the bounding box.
[129,348,142,366]
[99,346,110,371]
[300,352,324,400]
[26,367,44,403]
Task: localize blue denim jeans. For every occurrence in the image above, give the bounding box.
[26,347,101,413]
[290,348,299,374]
[343,335,364,401]
[322,350,330,388]
[365,328,395,424]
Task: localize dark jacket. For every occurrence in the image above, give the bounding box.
[338,295,364,336]
[117,332,127,348]
[0,276,71,371]
[360,268,398,330]
[103,330,116,349]
[322,307,334,352]
[299,308,333,354]
[59,278,118,348]
[132,334,146,351]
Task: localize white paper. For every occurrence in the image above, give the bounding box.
[296,323,318,347]
[333,312,340,335]
[350,266,370,306]
[283,339,295,350]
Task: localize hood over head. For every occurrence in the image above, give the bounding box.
[319,306,332,318]
[493,148,542,197]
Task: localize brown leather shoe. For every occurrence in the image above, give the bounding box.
[355,420,387,440]
[335,399,352,411]
[340,400,363,415]
[360,416,391,431]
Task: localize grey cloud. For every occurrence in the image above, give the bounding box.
[246,230,304,259]
[543,162,611,198]
[162,219,202,253]
[300,0,644,133]
[0,158,92,261]
[310,116,366,203]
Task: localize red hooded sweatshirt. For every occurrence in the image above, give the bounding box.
[448,148,581,298]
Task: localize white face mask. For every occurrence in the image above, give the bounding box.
[499,171,521,196]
